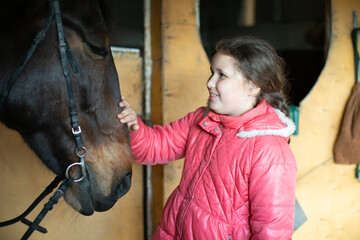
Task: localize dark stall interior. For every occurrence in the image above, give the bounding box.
[109,0,327,107]
[200,0,327,106]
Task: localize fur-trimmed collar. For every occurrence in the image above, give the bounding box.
[235,108,296,139]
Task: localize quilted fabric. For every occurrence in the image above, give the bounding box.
[130,101,297,240]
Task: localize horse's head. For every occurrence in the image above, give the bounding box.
[0,0,133,215]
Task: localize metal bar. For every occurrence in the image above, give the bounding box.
[143,0,153,239]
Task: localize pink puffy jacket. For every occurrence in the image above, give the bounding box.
[130,101,297,240]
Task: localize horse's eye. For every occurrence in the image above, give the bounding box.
[86,42,107,57]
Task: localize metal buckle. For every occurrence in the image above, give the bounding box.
[72,126,81,135]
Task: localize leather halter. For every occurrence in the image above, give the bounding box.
[0,0,87,182]
[0,0,92,238]
[53,0,87,182]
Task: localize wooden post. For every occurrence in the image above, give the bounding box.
[160,0,209,224]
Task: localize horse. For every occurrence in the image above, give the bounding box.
[0,0,133,216]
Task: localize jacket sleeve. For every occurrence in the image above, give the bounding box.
[248,137,297,240]
[129,109,202,165]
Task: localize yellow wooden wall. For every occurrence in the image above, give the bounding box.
[0,50,144,240]
[292,0,360,239]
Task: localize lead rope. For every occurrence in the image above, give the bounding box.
[20,177,74,240]
[0,177,74,239]
[0,177,62,228]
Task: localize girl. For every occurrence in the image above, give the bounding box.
[117,35,297,239]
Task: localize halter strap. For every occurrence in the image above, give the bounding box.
[52,0,87,182]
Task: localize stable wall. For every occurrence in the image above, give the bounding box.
[0,50,144,240]
[292,0,360,239]
[155,0,360,239]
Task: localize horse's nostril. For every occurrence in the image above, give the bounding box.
[116,172,132,200]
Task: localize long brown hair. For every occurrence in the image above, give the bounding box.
[215,35,290,116]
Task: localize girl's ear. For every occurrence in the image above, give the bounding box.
[247,81,261,96]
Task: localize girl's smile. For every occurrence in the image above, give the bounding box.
[209,92,219,100]
[207,52,260,116]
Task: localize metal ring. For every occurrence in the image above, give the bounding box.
[76,146,86,158]
[65,161,86,183]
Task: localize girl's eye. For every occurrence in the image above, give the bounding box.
[219,73,226,79]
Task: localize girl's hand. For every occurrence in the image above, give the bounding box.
[117,96,140,132]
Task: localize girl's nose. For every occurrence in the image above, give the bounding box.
[207,76,215,89]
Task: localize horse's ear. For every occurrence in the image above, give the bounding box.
[98,0,143,48]
[98,0,130,46]
[98,0,119,45]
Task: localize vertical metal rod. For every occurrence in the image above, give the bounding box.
[353,11,359,83]
[353,11,357,28]
[353,11,360,181]
[143,0,153,239]
[196,0,200,29]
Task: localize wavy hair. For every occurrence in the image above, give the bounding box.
[215,35,290,116]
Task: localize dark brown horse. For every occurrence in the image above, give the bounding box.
[0,0,133,216]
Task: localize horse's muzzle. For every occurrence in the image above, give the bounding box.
[85,164,132,212]
[90,171,132,212]
[116,171,132,200]
[63,163,132,215]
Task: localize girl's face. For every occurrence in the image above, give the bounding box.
[207,52,260,116]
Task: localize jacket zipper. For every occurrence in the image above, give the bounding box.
[177,133,222,236]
